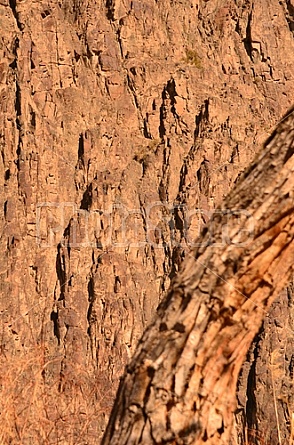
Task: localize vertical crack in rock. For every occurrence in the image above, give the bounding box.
[50,310,60,345]
[106,0,114,21]
[87,275,96,359]
[56,243,67,303]
[116,24,124,58]
[80,183,93,210]
[9,0,22,30]
[159,86,167,140]
[9,36,22,167]
[78,132,85,168]
[243,9,253,58]
[166,78,179,121]
[15,81,22,158]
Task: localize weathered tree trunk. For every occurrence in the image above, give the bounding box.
[101,108,294,445]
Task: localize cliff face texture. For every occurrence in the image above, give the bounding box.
[0,0,293,443]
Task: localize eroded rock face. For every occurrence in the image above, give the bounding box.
[0,0,293,442]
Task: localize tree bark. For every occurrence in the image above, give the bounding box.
[101,108,294,445]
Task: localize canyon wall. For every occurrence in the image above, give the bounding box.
[0,0,293,443]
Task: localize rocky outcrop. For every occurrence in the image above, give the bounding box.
[0,0,293,443]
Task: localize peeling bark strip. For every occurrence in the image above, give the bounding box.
[101,109,294,445]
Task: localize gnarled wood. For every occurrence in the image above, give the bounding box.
[101,108,294,445]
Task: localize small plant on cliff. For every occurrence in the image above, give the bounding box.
[133,139,161,164]
[183,49,202,68]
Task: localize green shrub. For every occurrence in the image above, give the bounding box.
[184,49,201,68]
